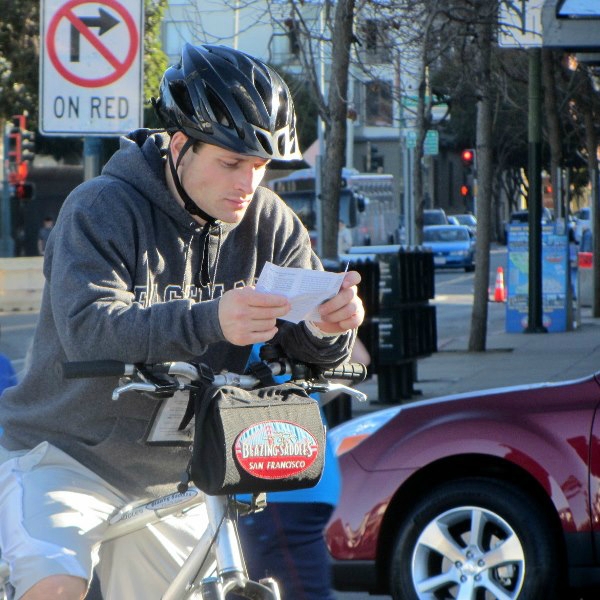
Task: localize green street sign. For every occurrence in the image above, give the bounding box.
[424,130,439,155]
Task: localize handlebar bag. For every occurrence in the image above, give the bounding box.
[188,382,326,495]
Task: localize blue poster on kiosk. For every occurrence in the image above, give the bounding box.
[506,224,569,333]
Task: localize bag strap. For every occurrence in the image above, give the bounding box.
[178,362,215,431]
[247,360,276,386]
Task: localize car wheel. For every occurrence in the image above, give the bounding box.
[390,477,562,600]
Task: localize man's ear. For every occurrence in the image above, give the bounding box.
[169,131,188,164]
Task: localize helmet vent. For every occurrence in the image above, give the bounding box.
[275,89,288,130]
[256,131,273,156]
[230,84,265,131]
[169,80,195,124]
[254,77,271,114]
[206,86,234,129]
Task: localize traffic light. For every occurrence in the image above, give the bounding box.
[460,148,475,169]
[460,149,475,207]
[7,117,22,174]
[14,182,35,201]
[6,114,35,185]
[21,128,36,164]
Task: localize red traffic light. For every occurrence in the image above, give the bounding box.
[460,184,470,197]
[461,149,475,167]
[15,182,34,201]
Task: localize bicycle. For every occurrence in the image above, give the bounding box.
[0,347,367,599]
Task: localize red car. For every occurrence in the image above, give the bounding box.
[325,375,600,599]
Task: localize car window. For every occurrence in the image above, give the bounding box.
[449,229,469,241]
[424,229,440,242]
[423,210,447,225]
[456,215,476,226]
[424,228,468,242]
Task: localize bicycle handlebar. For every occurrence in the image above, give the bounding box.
[60,357,368,392]
[320,362,367,384]
[60,360,136,379]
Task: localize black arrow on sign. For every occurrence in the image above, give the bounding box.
[70,8,120,62]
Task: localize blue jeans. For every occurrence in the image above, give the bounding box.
[236,502,336,600]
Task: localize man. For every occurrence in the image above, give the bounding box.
[0,44,364,599]
[36,216,54,255]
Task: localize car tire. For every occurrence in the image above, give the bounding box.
[390,477,563,600]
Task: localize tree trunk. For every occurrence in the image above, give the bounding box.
[468,4,494,352]
[320,0,355,260]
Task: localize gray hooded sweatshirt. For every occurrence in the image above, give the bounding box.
[0,131,353,498]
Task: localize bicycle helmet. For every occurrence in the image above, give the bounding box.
[153,43,302,161]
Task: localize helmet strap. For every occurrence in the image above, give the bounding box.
[168,137,217,224]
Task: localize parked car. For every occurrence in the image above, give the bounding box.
[574,207,591,244]
[423,208,449,226]
[422,225,475,272]
[453,213,477,235]
[325,374,600,599]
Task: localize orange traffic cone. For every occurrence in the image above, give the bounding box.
[494,266,506,302]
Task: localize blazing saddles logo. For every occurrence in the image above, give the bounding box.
[234,420,319,480]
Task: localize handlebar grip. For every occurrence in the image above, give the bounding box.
[60,360,131,379]
[321,362,367,384]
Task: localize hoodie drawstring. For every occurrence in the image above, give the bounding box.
[195,222,223,301]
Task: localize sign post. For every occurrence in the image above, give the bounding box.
[40,0,144,137]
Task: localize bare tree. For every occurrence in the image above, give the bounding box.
[259,0,357,259]
[409,0,450,244]
[320,0,355,260]
[467,0,496,351]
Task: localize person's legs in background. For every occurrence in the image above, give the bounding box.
[236,501,335,600]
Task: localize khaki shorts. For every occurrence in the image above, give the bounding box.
[0,442,208,599]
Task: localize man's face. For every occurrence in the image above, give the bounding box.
[176,138,270,224]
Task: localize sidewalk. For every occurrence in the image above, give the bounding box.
[354,306,600,412]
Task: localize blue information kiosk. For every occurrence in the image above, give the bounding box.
[506,224,570,333]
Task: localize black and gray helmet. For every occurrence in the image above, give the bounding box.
[153,43,302,161]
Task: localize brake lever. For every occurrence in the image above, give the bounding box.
[112,382,159,401]
[326,383,367,403]
[111,372,181,401]
[292,380,368,403]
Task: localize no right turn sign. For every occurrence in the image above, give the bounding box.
[40,0,144,136]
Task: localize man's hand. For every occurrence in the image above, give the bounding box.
[312,270,365,335]
[218,287,291,346]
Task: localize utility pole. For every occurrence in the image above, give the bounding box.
[525,47,546,333]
